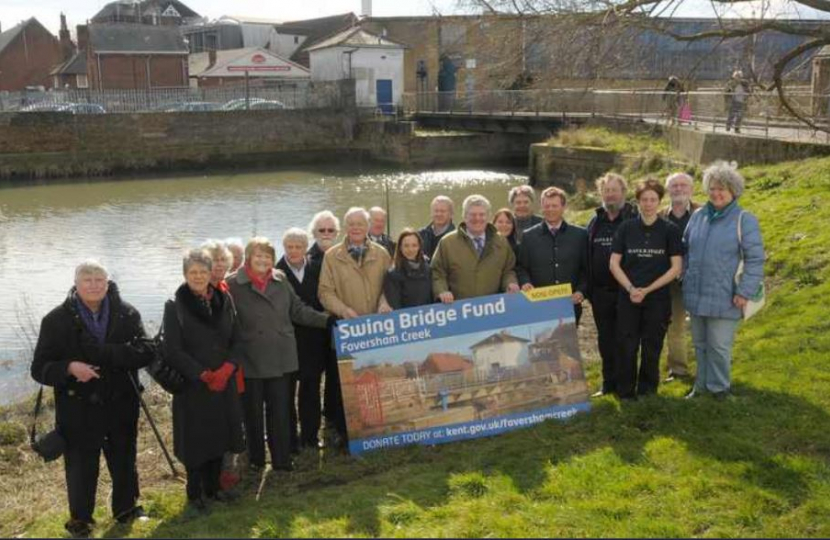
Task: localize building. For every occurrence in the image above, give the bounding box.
[420,353,474,376]
[270,13,359,67]
[469,330,531,372]
[182,15,284,54]
[0,18,61,91]
[189,47,309,87]
[91,0,202,26]
[51,14,86,89]
[83,23,189,89]
[308,26,406,112]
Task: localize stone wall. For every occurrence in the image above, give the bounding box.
[529,145,622,189]
[0,108,362,179]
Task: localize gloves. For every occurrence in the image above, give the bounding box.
[200,370,217,390]
[208,362,235,393]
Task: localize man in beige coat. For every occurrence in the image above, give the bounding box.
[319,207,393,318]
[431,194,519,302]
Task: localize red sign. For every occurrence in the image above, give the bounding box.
[251,54,267,64]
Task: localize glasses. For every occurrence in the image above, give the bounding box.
[317,228,337,234]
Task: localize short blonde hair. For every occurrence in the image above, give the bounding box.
[540,186,567,205]
[245,237,276,262]
[596,172,628,193]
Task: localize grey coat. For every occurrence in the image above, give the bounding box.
[228,269,329,379]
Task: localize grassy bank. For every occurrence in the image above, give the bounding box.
[4,155,830,537]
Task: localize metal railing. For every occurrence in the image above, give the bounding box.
[403,89,830,143]
[0,80,353,114]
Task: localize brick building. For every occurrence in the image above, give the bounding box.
[83,23,189,89]
[0,18,61,91]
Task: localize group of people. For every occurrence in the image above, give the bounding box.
[662,70,752,132]
[30,161,764,537]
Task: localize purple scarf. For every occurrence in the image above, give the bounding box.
[75,295,110,344]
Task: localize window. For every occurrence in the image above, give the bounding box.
[294,36,299,44]
[76,74,89,89]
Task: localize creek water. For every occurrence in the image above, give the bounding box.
[0,166,528,404]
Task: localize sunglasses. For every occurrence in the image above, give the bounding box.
[317,228,337,234]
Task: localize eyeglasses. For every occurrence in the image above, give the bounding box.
[317,228,337,234]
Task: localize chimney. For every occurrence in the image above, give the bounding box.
[76,24,88,52]
[361,0,372,18]
[208,49,217,68]
[59,13,73,61]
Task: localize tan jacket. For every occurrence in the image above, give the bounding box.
[318,240,392,317]
[431,222,517,300]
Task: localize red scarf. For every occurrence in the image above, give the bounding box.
[244,264,270,293]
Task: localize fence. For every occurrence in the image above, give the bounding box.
[403,89,830,142]
[0,80,354,114]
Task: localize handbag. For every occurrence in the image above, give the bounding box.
[735,211,766,320]
[30,386,66,462]
[145,300,187,394]
[678,101,692,122]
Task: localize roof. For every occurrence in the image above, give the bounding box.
[469,331,531,350]
[92,0,200,23]
[423,353,473,373]
[88,23,188,53]
[192,47,309,78]
[0,18,53,56]
[306,26,407,52]
[51,51,88,76]
[218,15,285,25]
[271,13,358,67]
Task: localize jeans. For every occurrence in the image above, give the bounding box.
[690,316,740,393]
[666,281,689,376]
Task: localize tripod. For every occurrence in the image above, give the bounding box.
[127,372,181,479]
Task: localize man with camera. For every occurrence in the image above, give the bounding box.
[31,261,154,538]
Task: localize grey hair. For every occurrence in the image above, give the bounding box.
[665,172,694,189]
[431,195,454,213]
[200,239,233,265]
[224,237,244,250]
[183,248,213,274]
[462,194,492,217]
[369,206,387,217]
[508,185,535,204]
[282,227,310,246]
[596,172,628,193]
[308,210,341,238]
[703,161,744,199]
[75,260,109,282]
[344,206,371,225]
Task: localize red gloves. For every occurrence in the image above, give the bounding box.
[200,362,235,392]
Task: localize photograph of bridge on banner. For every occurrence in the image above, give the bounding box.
[334,287,591,455]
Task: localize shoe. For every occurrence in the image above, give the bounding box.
[65,519,93,538]
[115,505,147,524]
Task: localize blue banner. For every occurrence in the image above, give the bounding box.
[336,285,591,455]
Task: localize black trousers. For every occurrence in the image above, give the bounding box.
[590,287,621,394]
[185,457,222,500]
[62,399,139,523]
[616,292,672,399]
[243,376,291,468]
[322,348,347,438]
[289,370,324,449]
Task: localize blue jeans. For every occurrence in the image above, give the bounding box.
[690,316,740,393]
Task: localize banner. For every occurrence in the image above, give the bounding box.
[334,285,591,455]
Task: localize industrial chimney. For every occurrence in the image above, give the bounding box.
[361,0,372,18]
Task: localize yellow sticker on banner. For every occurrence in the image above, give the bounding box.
[522,284,572,301]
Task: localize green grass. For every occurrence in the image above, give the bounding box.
[12,155,830,538]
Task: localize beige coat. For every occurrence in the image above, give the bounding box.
[431,222,518,300]
[318,240,392,317]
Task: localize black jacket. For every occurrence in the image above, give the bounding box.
[384,259,434,309]
[418,222,455,261]
[31,282,154,447]
[369,234,397,257]
[276,256,330,378]
[164,283,244,467]
[586,202,639,297]
[516,221,588,296]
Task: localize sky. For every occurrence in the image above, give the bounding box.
[2,0,828,37]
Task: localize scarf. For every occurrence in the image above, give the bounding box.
[75,294,110,345]
[245,264,270,293]
[705,200,737,221]
[347,242,368,263]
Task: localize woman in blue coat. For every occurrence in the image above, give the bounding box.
[683,161,765,399]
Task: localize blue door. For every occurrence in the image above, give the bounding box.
[376,79,393,114]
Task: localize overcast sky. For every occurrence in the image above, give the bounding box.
[2,0,828,35]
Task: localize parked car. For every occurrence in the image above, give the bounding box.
[165,101,220,112]
[220,98,269,111]
[63,103,107,114]
[248,100,287,110]
[19,101,70,112]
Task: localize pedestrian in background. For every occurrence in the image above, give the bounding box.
[725,70,751,133]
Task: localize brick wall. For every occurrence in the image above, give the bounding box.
[0,22,61,91]
[88,54,188,89]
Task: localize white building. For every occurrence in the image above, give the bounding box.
[469,331,531,373]
[189,47,309,87]
[307,27,406,112]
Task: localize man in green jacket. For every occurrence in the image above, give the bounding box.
[431,194,520,302]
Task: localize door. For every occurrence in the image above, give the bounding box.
[376,79,393,114]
